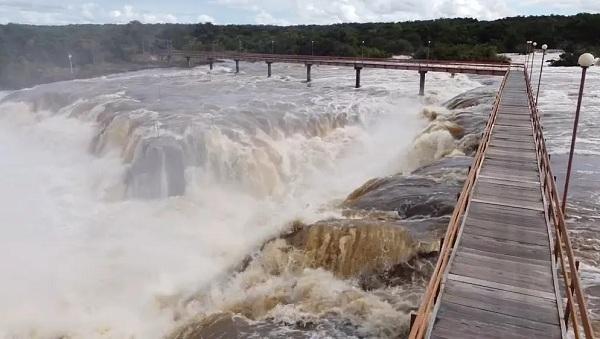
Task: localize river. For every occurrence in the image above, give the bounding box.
[0,56,597,338]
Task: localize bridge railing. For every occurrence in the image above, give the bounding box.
[163,50,510,68]
[407,68,510,339]
[525,66,595,339]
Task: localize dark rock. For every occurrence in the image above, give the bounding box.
[343,156,471,218]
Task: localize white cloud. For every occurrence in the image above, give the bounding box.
[0,0,595,25]
[107,5,178,23]
[198,14,216,23]
[255,9,290,25]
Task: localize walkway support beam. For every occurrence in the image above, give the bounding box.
[419,70,427,96]
[209,58,213,71]
[266,61,272,77]
[355,66,362,88]
[306,63,312,82]
[235,59,240,73]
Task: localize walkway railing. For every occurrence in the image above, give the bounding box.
[407,65,510,339]
[525,66,595,339]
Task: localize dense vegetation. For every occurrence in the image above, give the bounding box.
[1,14,599,89]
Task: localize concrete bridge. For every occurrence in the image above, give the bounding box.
[159,50,509,95]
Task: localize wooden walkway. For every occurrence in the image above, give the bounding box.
[426,69,566,338]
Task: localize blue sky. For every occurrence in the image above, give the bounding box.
[0,0,599,25]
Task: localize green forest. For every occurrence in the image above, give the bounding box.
[1,13,599,89]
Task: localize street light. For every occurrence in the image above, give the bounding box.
[68,54,73,74]
[561,53,595,214]
[311,40,316,56]
[361,40,365,59]
[529,42,537,80]
[271,40,275,54]
[525,40,533,67]
[238,38,242,53]
[427,40,431,60]
[535,44,548,105]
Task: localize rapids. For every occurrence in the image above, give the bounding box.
[0,60,490,338]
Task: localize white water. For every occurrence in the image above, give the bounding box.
[0,61,483,338]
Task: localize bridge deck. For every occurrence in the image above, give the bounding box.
[164,51,509,76]
[427,70,565,338]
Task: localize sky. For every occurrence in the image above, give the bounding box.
[0,0,599,25]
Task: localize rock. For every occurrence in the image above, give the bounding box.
[170,313,252,339]
[343,156,471,218]
[281,217,444,278]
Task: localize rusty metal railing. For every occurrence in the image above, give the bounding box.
[525,66,595,339]
[407,66,510,339]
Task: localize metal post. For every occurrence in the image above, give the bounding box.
[536,47,547,105]
[525,41,531,69]
[529,43,536,80]
[355,66,362,88]
[311,40,314,56]
[235,59,239,73]
[361,40,365,59]
[427,40,431,60]
[68,54,73,74]
[271,40,274,54]
[209,58,213,71]
[562,66,589,213]
[267,61,272,77]
[419,70,427,96]
[306,64,312,82]
[186,56,191,68]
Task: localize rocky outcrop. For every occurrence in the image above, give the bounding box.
[343,156,471,218]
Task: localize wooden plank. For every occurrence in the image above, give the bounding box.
[450,261,555,293]
[447,274,557,300]
[478,175,540,188]
[468,200,545,220]
[442,279,559,324]
[458,246,550,268]
[463,220,549,246]
[432,302,561,339]
[457,233,550,262]
[453,250,552,280]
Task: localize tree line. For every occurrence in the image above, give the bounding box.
[1,14,599,89]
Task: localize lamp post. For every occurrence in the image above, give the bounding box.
[427,40,431,60]
[238,38,242,53]
[529,42,537,80]
[271,40,275,54]
[525,41,532,68]
[68,54,73,74]
[361,40,365,59]
[311,40,315,56]
[535,44,548,105]
[561,53,596,214]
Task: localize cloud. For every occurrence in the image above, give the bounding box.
[0,0,595,25]
[255,9,290,25]
[198,14,216,23]
[108,5,178,23]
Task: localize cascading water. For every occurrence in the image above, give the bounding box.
[0,60,487,338]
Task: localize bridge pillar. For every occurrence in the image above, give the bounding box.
[209,58,213,71]
[355,66,363,88]
[266,61,272,77]
[419,70,427,96]
[306,64,312,82]
[235,59,240,73]
[186,56,191,68]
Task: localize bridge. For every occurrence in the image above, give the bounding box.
[408,66,594,338]
[159,50,509,95]
[161,50,593,338]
